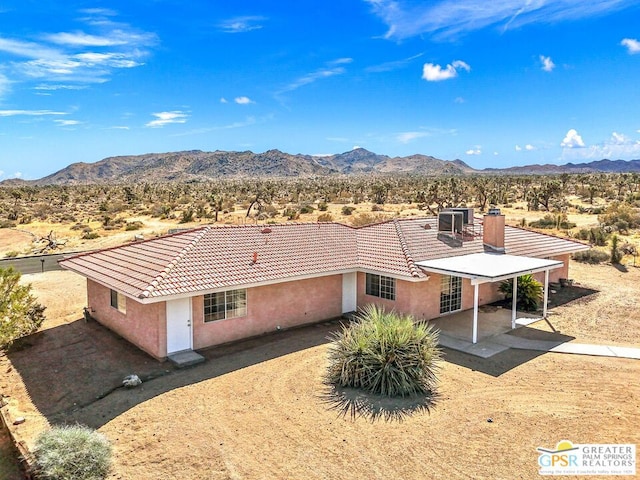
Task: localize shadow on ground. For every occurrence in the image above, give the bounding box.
[7,318,340,429]
[442,327,575,377]
[547,284,599,308]
[320,384,438,422]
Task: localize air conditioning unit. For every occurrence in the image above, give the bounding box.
[438,211,464,234]
[441,207,474,225]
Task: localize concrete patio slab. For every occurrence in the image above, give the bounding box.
[437,334,510,358]
[494,334,640,359]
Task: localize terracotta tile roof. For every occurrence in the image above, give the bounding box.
[59,216,588,301]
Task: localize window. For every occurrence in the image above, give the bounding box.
[440,275,462,314]
[365,273,396,300]
[110,289,127,314]
[204,289,247,322]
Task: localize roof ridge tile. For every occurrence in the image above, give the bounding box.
[393,219,421,278]
[139,226,211,298]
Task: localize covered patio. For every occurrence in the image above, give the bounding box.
[417,252,562,344]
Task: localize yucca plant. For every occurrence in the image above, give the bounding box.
[499,274,543,312]
[326,305,441,397]
[32,425,112,480]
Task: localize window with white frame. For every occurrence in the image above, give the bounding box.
[365,273,396,300]
[110,289,127,314]
[204,289,247,322]
[440,275,462,314]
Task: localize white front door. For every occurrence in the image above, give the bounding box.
[166,298,192,354]
[342,272,357,313]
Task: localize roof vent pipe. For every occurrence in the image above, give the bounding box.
[252,252,258,264]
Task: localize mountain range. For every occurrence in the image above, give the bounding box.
[4,149,640,185]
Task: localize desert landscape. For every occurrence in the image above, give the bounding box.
[0,259,638,479]
[0,172,639,478]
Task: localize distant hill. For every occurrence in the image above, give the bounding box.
[9,148,475,185]
[3,149,639,185]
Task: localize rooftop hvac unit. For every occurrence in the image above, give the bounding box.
[438,211,464,234]
[487,207,502,216]
[442,207,474,225]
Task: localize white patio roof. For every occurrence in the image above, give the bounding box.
[416,252,563,285]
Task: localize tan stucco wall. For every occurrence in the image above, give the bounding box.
[192,274,343,349]
[87,279,167,359]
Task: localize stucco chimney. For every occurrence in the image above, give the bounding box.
[483,209,505,252]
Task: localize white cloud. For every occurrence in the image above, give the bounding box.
[525,144,535,150]
[108,126,129,130]
[278,59,350,94]
[34,84,87,91]
[366,53,423,73]
[493,151,499,155]
[454,96,465,103]
[465,147,481,155]
[352,145,362,150]
[13,172,22,178]
[0,109,67,116]
[422,60,470,81]
[610,131,630,144]
[560,128,585,148]
[145,111,189,128]
[561,131,640,161]
[54,119,81,126]
[220,97,228,103]
[234,96,253,105]
[515,145,522,151]
[365,0,636,41]
[539,55,555,72]
[621,38,640,54]
[396,131,429,143]
[218,16,266,33]
[0,13,156,88]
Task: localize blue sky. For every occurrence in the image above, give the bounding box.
[1,0,639,179]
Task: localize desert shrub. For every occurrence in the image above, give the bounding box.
[0,220,16,228]
[179,208,194,223]
[572,249,609,264]
[350,213,388,227]
[283,207,299,220]
[610,234,622,264]
[598,202,640,231]
[528,214,576,229]
[0,267,46,349]
[299,204,315,214]
[371,204,384,212]
[326,305,441,397]
[575,227,608,246]
[81,230,100,240]
[33,425,112,480]
[70,223,88,231]
[317,213,333,222]
[4,250,19,258]
[125,221,144,231]
[318,202,328,211]
[341,206,356,216]
[499,274,543,312]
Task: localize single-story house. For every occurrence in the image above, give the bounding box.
[59,210,588,360]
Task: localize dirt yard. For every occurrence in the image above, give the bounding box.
[1,263,639,479]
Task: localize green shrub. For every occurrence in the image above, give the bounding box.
[4,250,19,258]
[341,206,356,216]
[33,425,112,480]
[528,214,576,229]
[299,204,315,214]
[499,274,543,312]
[318,202,328,211]
[81,231,100,240]
[326,305,441,397]
[610,234,622,264]
[0,267,46,349]
[572,249,609,264]
[124,221,144,231]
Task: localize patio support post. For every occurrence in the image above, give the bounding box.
[543,269,549,318]
[511,275,518,329]
[472,283,479,344]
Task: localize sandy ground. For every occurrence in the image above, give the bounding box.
[0,262,638,479]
